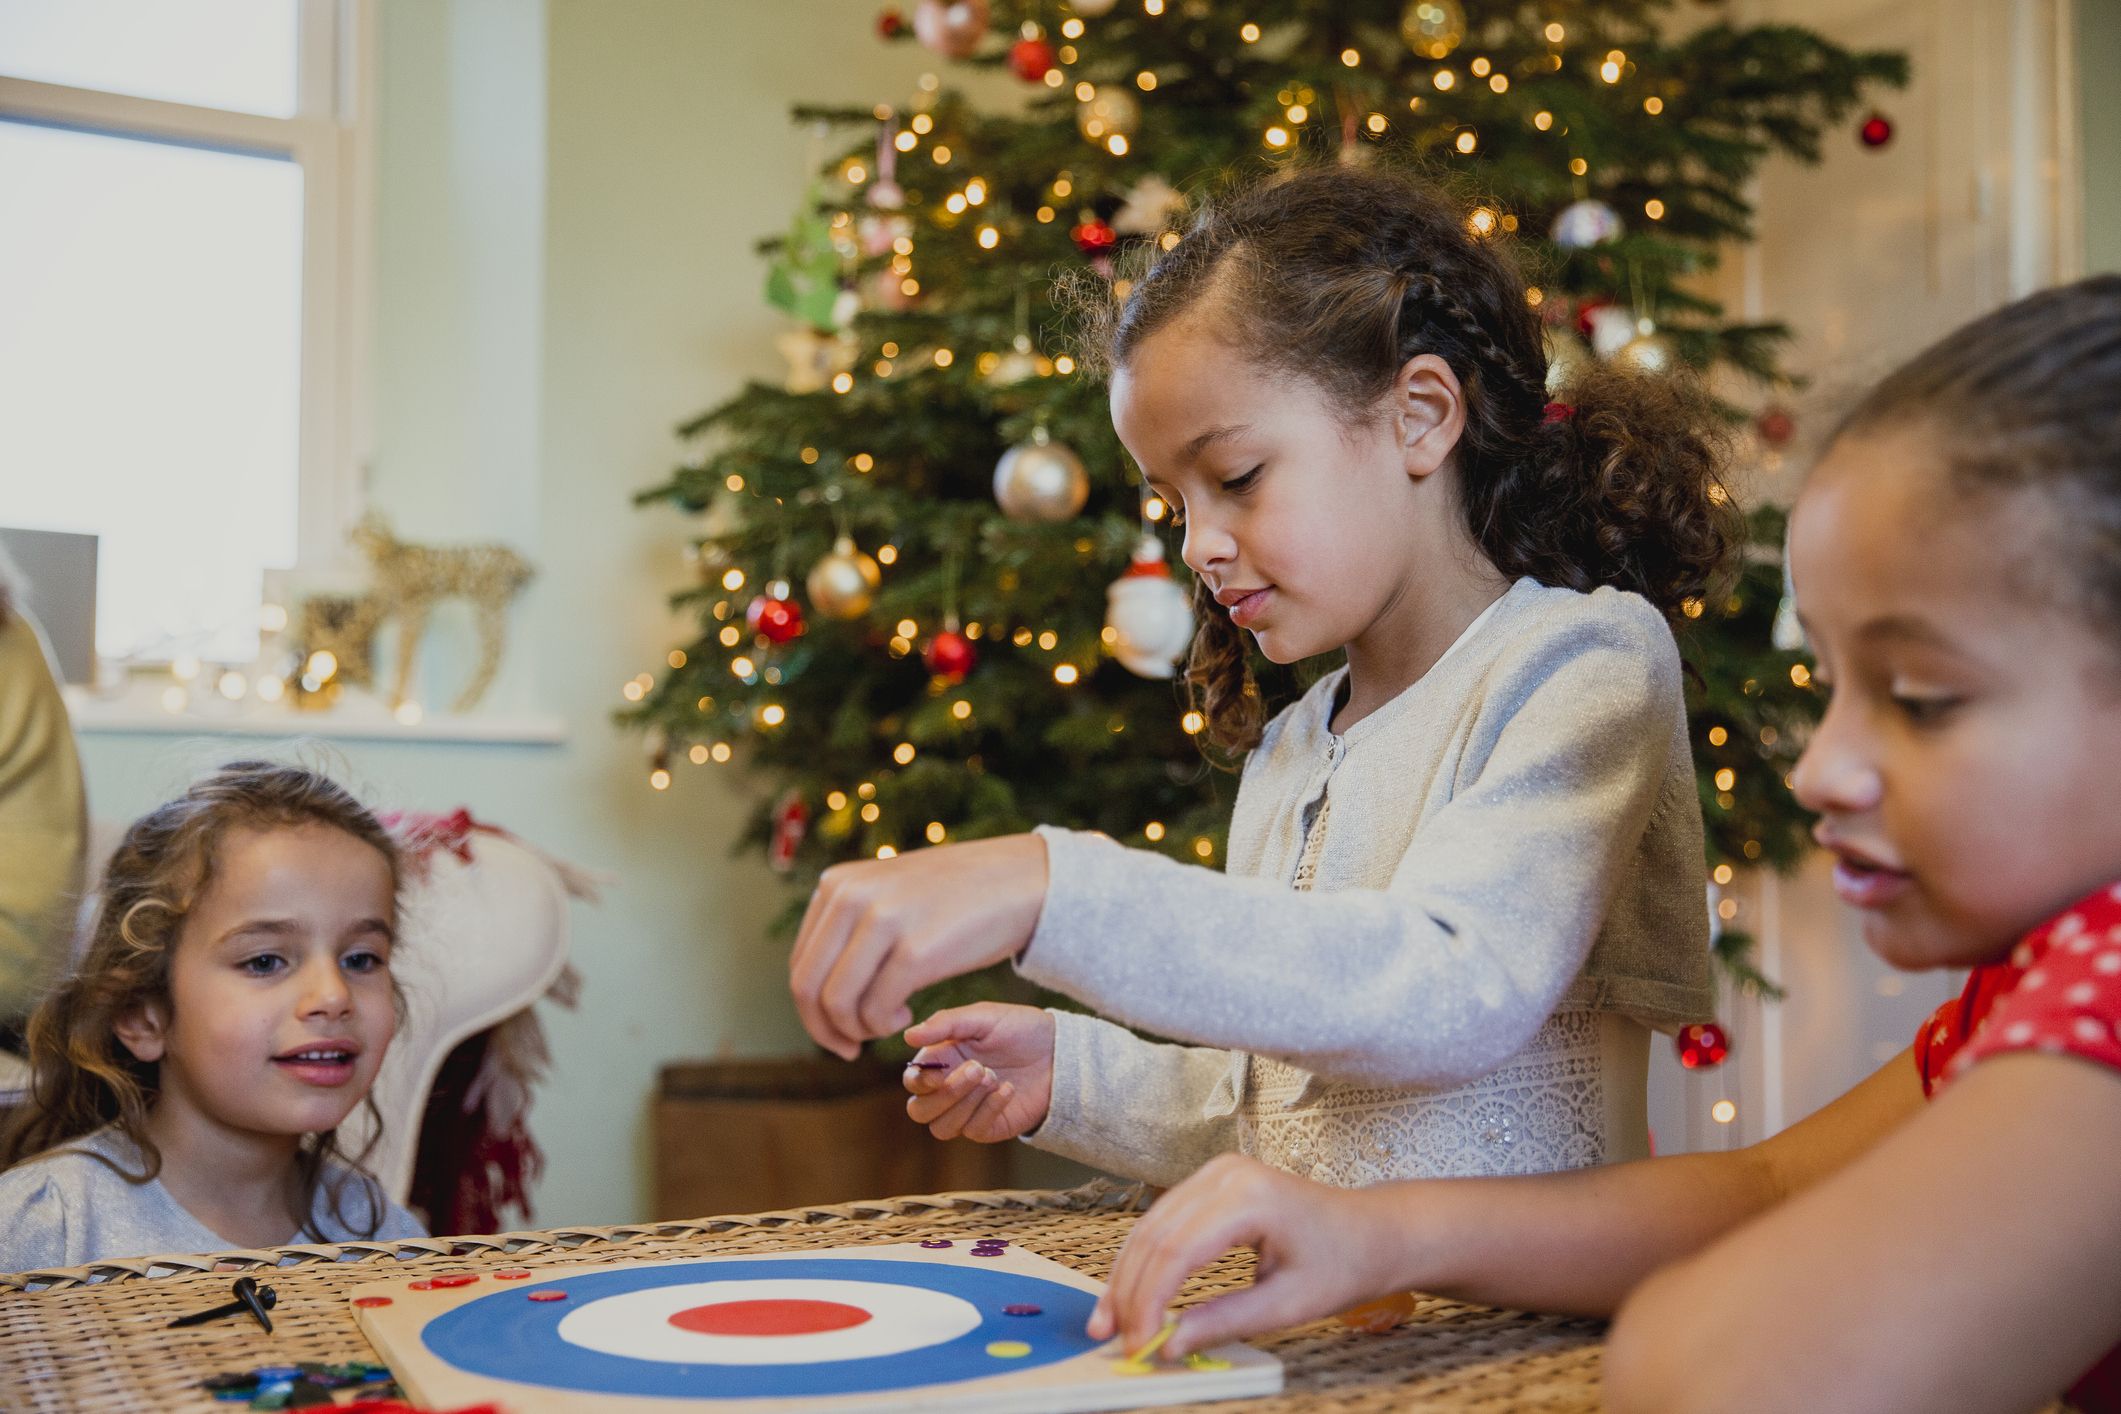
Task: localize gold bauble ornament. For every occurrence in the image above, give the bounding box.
[1544,330,1595,395]
[993,428,1090,522]
[1077,88,1141,145]
[1613,332,1681,376]
[806,536,882,619]
[1398,0,1466,60]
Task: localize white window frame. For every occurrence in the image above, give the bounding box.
[0,0,374,578]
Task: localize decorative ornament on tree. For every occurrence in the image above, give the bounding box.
[776,325,860,395]
[1105,537,1195,679]
[1070,217,1118,256]
[1076,88,1140,147]
[876,7,906,38]
[1858,110,1894,149]
[1068,0,1118,15]
[746,588,806,644]
[1754,403,1797,450]
[768,790,810,873]
[1009,35,1056,82]
[1113,174,1186,234]
[1675,1022,1730,1070]
[985,333,1042,386]
[1397,0,1467,60]
[923,626,979,683]
[1550,198,1624,250]
[866,121,906,211]
[1585,305,1643,359]
[912,0,987,58]
[807,536,882,619]
[1544,330,1595,395]
[1613,328,1681,375]
[993,428,1091,522]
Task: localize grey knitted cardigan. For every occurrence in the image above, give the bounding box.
[1018,577,1713,1185]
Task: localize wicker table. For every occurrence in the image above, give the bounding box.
[0,1181,1607,1412]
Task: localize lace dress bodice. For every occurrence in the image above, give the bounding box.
[1236,791,1631,1185]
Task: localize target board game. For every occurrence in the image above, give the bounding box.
[349,1239,1283,1412]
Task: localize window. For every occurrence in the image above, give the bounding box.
[0,0,369,665]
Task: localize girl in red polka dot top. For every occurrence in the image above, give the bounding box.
[1083,278,2121,1414]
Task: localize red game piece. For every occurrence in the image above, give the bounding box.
[353,1296,394,1308]
[528,1290,568,1302]
[493,1270,532,1281]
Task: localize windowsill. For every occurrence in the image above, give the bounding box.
[65,683,569,746]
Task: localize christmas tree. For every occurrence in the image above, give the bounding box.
[627,0,1904,1012]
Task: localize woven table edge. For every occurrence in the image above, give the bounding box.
[0,1178,1151,1292]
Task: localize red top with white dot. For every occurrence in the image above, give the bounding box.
[1913,881,2121,1413]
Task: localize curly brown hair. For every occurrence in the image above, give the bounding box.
[1075,163,1736,753]
[1826,274,2121,644]
[0,760,404,1242]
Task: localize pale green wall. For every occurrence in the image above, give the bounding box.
[2084,0,2121,274]
[77,0,998,1226]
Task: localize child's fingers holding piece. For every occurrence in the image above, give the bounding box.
[907,1064,998,1138]
[903,1002,1002,1050]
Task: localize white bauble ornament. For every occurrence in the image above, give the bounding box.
[1077,88,1141,145]
[1613,331,1680,375]
[806,536,882,619]
[993,428,1090,522]
[1550,198,1624,250]
[1544,329,1595,395]
[1070,0,1119,14]
[1106,538,1194,678]
[1113,174,1186,234]
[913,0,988,57]
[1585,305,1641,359]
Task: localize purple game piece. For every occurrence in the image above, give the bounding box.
[1003,1303,1042,1317]
[970,1246,1006,1258]
[919,1240,954,1249]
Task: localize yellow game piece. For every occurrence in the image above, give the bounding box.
[1111,1315,1180,1374]
[1184,1353,1232,1372]
[985,1340,1032,1359]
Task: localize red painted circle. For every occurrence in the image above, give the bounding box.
[528,1290,569,1302]
[668,1299,874,1337]
[494,1270,533,1281]
[353,1296,393,1308]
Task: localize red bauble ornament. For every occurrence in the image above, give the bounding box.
[1675,1022,1730,1070]
[746,594,806,644]
[1754,404,1796,450]
[923,629,979,682]
[877,7,906,37]
[1858,111,1893,149]
[1009,37,1055,82]
[768,790,810,873]
[1574,296,1614,342]
[1070,218,1118,256]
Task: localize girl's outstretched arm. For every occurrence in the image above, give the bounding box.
[1096,1049,1925,1357]
[1606,1052,2121,1414]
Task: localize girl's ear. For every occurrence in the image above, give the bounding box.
[1391,352,1466,481]
[113,1003,170,1063]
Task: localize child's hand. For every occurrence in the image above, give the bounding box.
[1089,1155,1399,1361]
[901,1004,1055,1142]
[789,835,1049,1060]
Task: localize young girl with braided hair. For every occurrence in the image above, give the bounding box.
[789,162,1733,1194]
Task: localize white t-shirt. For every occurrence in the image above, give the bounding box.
[0,1126,426,1274]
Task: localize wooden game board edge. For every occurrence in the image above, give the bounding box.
[2,1179,1153,1292]
[347,1242,1283,1414]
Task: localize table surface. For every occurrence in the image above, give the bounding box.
[0,1181,1609,1412]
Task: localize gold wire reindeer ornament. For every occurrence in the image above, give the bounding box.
[352,515,534,713]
